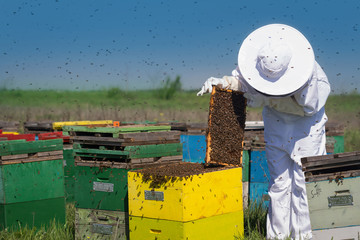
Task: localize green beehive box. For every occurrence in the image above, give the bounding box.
[74,143,182,160]
[0,139,63,156]
[63,125,171,137]
[75,165,130,211]
[0,159,65,204]
[75,208,128,240]
[0,197,65,230]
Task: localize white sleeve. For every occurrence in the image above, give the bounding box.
[231,67,268,108]
[293,61,331,116]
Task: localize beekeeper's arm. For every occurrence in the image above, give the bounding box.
[197,67,268,108]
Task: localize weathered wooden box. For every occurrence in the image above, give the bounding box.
[75,208,128,240]
[302,152,360,232]
[128,163,243,221]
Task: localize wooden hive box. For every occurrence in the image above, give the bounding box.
[0,139,65,229]
[52,120,113,131]
[302,152,360,233]
[0,139,65,203]
[128,162,243,239]
[75,208,128,240]
[129,210,243,240]
[24,121,53,134]
[75,165,131,211]
[128,162,243,221]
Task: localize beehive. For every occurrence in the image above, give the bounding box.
[128,162,244,239]
[129,210,243,240]
[75,165,131,211]
[0,139,65,229]
[128,163,243,221]
[75,208,128,240]
[302,151,360,237]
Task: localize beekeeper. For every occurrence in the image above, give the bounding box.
[197,24,330,240]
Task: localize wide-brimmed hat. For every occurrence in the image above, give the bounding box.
[238,24,315,96]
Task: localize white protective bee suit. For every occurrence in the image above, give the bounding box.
[197,24,331,240]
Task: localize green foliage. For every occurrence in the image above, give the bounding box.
[106,87,123,98]
[155,75,182,100]
[243,201,267,238]
[326,92,360,114]
[345,128,360,152]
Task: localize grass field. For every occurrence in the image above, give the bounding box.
[0,88,359,150]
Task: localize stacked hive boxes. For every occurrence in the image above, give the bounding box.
[128,163,244,239]
[302,151,360,239]
[22,120,112,203]
[63,124,182,239]
[0,139,65,229]
[51,120,113,203]
[244,122,270,207]
[243,121,266,207]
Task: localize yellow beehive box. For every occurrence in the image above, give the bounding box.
[128,163,243,222]
[52,120,113,130]
[1,132,19,135]
[129,210,244,240]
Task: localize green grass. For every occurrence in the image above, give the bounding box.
[1,88,359,150]
[0,202,269,240]
[0,89,210,110]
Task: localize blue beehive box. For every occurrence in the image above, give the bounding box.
[249,182,269,207]
[181,134,206,163]
[249,148,270,183]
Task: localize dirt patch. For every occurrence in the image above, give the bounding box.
[135,162,234,188]
[206,86,247,166]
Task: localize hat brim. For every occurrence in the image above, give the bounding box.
[238,24,315,96]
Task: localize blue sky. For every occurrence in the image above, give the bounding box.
[0,0,359,93]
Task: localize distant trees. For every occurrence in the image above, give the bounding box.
[156,75,182,100]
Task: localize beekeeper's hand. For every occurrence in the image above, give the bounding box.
[197,76,241,96]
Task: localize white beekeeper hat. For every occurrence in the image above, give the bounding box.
[238,24,315,96]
